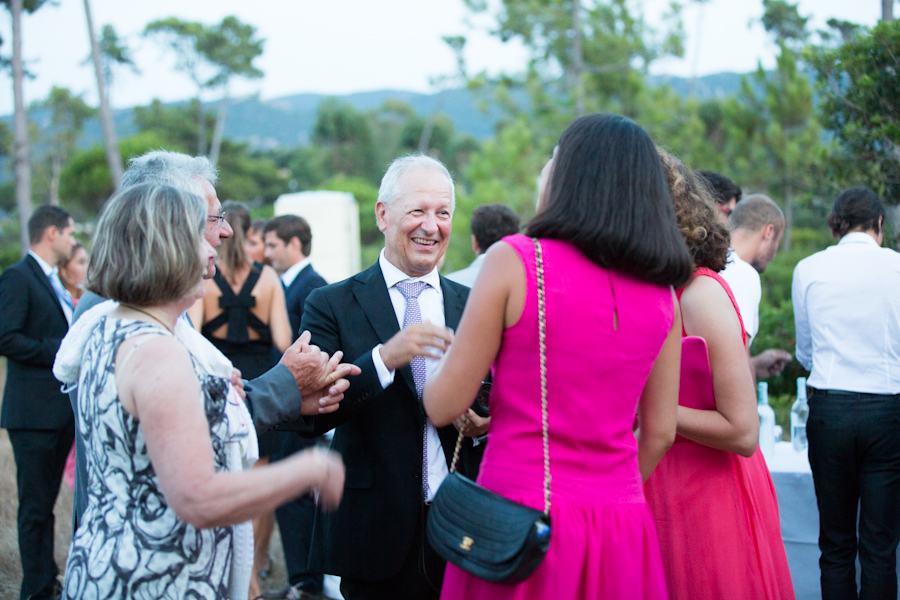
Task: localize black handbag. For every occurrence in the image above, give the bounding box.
[427,238,552,585]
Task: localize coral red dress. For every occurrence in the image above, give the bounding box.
[644,267,795,600]
[440,234,672,600]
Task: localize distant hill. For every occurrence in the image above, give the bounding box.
[11,71,755,156]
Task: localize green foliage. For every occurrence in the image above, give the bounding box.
[806,19,900,201]
[59,131,170,215]
[132,98,207,152]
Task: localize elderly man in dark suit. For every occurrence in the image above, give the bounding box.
[297,155,486,600]
[0,205,77,600]
[262,213,330,597]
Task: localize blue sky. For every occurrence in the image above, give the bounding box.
[0,0,884,115]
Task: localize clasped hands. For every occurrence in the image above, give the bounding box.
[279,330,362,415]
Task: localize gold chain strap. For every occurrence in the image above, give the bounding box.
[449,238,552,517]
[534,238,551,516]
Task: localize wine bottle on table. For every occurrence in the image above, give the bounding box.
[790,377,809,452]
[757,382,776,460]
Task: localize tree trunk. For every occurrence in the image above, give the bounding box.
[50,150,61,206]
[571,0,585,117]
[196,94,207,156]
[84,0,123,189]
[783,169,793,252]
[883,0,894,22]
[11,0,32,256]
[209,84,229,165]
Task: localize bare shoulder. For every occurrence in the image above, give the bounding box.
[122,334,193,377]
[482,240,524,276]
[259,264,280,284]
[679,275,742,338]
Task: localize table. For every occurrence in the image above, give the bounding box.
[766,441,900,600]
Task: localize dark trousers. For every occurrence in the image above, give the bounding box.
[340,503,444,600]
[274,433,323,592]
[808,390,900,600]
[8,423,75,600]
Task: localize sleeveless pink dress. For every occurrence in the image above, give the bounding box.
[643,267,795,600]
[440,234,672,600]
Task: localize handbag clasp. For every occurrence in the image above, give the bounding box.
[460,536,474,551]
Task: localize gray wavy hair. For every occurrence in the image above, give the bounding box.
[122,150,218,198]
[377,154,455,212]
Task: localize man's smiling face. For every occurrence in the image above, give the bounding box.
[376,168,453,278]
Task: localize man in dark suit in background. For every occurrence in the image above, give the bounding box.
[0,205,77,600]
[297,155,485,600]
[263,213,330,598]
[264,214,328,339]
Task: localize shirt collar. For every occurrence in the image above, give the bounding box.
[838,232,880,247]
[379,248,441,290]
[28,250,56,277]
[280,257,312,288]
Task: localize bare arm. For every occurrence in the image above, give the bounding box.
[637,293,681,481]
[677,277,759,457]
[424,242,524,427]
[263,266,292,353]
[117,335,344,529]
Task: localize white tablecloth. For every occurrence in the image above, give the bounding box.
[766,441,900,600]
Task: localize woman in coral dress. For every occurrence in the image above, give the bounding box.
[644,151,795,600]
[423,113,694,599]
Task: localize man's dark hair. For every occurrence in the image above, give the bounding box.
[264,214,312,257]
[471,204,520,252]
[28,205,71,245]
[827,186,885,238]
[526,113,692,288]
[695,170,742,206]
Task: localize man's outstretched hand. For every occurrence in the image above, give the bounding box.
[278,331,361,416]
[751,348,793,379]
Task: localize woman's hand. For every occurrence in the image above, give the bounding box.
[307,448,345,511]
[231,369,246,402]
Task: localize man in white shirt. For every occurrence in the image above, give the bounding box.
[792,186,900,600]
[719,194,792,379]
[296,155,484,599]
[447,203,520,288]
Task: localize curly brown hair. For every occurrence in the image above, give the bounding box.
[658,150,730,272]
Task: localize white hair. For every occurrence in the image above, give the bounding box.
[377,154,455,212]
[122,150,218,198]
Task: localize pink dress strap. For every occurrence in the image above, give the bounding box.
[676,267,747,346]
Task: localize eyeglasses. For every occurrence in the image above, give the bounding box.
[207,213,226,227]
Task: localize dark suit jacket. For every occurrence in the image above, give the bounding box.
[0,255,72,430]
[285,263,327,341]
[298,262,476,582]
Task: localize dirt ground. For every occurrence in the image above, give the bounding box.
[0,356,291,598]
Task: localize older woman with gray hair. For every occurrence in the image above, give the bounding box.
[55,184,344,600]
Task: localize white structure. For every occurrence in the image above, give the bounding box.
[274,191,361,284]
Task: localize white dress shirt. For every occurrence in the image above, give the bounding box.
[371,249,449,501]
[280,257,311,289]
[792,232,900,394]
[29,250,73,325]
[446,253,486,289]
[720,249,761,346]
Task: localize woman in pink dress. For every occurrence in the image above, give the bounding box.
[644,151,795,600]
[423,113,693,599]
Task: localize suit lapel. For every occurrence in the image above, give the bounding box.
[351,264,417,394]
[24,255,66,321]
[441,276,466,331]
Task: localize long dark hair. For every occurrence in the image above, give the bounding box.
[526,113,692,287]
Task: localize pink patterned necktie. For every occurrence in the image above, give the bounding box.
[395,280,430,499]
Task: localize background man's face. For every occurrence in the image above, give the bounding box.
[752,226,783,273]
[52,218,77,265]
[198,177,232,278]
[263,231,294,274]
[376,168,453,278]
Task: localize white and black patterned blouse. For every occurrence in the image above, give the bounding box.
[64,317,233,600]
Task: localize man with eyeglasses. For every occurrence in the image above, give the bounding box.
[69,150,359,537]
